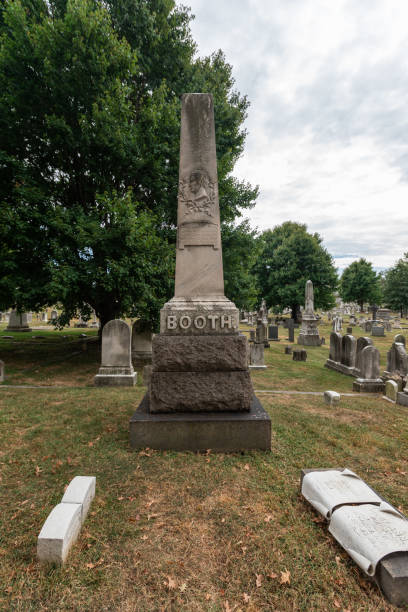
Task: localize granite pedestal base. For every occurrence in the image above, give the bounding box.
[6,326,32,332]
[352,378,385,393]
[397,391,408,407]
[297,334,321,346]
[129,394,271,451]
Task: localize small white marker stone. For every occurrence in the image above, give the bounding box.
[37,503,81,564]
[324,390,340,405]
[61,476,96,524]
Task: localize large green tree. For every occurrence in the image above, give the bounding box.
[383,253,408,317]
[339,258,382,311]
[253,222,338,321]
[0,0,257,330]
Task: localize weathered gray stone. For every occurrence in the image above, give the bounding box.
[329,332,342,362]
[356,336,373,372]
[268,325,279,341]
[293,349,307,361]
[360,345,380,379]
[341,334,356,368]
[394,334,406,346]
[130,393,271,451]
[284,346,292,355]
[379,552,408,607]
[152,334,248,371]
[130,93,269,451]
[324,390,340,406]
[372,325,385,337]
[385,380,398,402]
[150,371,252,413]
[298,280,320,346]
[61,476,95,524]
[131,320,152,364]
[6,310,32,332]
[143,364,152,387]
[287,319,295,342]
[397,389,408,406]
[94,319,136,386]
[37,503,82,564]
[385,342,408,378]
[249,342,266,369]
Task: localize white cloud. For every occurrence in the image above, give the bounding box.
[184,0,408,270]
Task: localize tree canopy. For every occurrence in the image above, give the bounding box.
[383,253,408,317]
[0,0,257,329]
[339,258,382,310]
[253,222,338,320]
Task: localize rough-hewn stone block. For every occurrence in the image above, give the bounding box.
[150,371,252,413]
[61,476,96,524]
[37,503,82,564]
[152,334,248,372]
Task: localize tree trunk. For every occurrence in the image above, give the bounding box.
[359,299,364,312]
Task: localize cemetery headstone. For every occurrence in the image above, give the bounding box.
[324,391,340,406]
[249,341,267,369]
[385,380,398,402]
[131,320,153,365]
[372,325,385,337]
[129,93,270,451]
[394,334,406,346]
[284,346,292,355]
[384,342,408,378]
[293,349,307,361]
[341,334,356,368]
[94,319,136,386]
[297,280,321,346]
[287,318,295,342]
[6,310,32,332]
[326,332,359,376]
[356,336,373,373]
[268,324,279,341]
[353,346,384,393]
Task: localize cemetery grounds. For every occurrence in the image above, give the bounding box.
[0,318,407,611]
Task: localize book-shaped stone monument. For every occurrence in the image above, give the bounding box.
[130,93,271,451]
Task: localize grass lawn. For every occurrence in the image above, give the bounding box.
[0,317,407,611]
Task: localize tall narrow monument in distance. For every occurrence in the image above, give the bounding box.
[297,280,321,346]
[130,93,271,451]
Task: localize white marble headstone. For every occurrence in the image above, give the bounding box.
[302,468,382,518]
[329,503,408,576]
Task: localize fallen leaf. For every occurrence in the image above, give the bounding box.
[333,598,341,608]
[86,562,95,569]
[268,571,278,579]
[145,499,155,508]
[164,576,177,590]
[205,594,212,601]
[179,582,187,593]
[396,468,407,475]
[241,546,247,554]
[312,516,325,524]
[243,464,250,471]
[243,592,250,603]
[148,513,159,520]
[264,514,274,522]
[256,574,263,587]
[335,555,341,566]
[88,441,94,447]
[280,569,291,585]
[224,601,231,612]
[117,496,125,501]
[141,535,148,540]
[35,465,42,477]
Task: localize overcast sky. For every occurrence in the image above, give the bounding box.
[183,0,408,271]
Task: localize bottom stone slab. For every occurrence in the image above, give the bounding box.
[397,392,408,407]
[129,394,271,451]
[325,359,359,377]
[353,378,385,393]
[94,373,136,387]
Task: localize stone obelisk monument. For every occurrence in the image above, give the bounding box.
[297,280,321,346]
[130,93,271,451]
